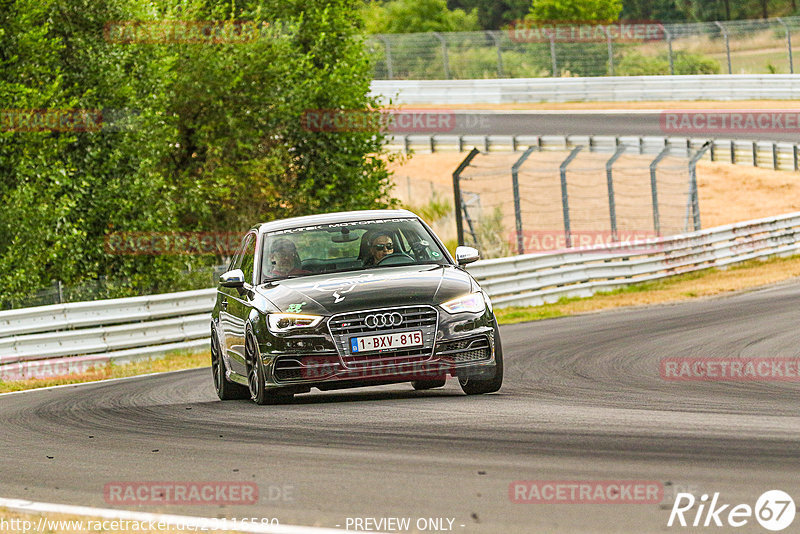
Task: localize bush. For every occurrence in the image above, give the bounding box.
[617,50,721,76]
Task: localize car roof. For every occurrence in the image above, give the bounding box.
[253,209,420,234]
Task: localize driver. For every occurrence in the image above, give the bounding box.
[364,232,394,267]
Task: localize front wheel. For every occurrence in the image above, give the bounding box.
[459,323,503,395]
[211,329,249,400]
[246,331,293,405]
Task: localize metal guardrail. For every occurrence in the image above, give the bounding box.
[386,134,800,172]
[370,75,800,104]
[467,211,800,307]
[1,211,798,375]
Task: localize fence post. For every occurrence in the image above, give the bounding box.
[650,146,670,237]
[686,142,710,232]
[511,146,537,254]
[549,34,558,77]
[605,27,614,76]
[778,18,794,74]
[378,36,394,80]
[452,148,480,246]
[715,21,732,74]
[486,31,504,78]
[664,27,674,75]
[559,146,583,248]
[433,32,450,79]
[56,280,64,304]
[606,145,625,242]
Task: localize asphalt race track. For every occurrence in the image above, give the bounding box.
[2,282,800,533]
[443,111,800,142]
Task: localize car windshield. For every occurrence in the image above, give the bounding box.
[260,217,450,283]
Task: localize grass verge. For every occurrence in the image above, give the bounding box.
[0,350,209,394]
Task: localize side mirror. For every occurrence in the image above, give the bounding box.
[455,246,480,266]
[219,269,245,288]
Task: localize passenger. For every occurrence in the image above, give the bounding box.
[266,239,309,277]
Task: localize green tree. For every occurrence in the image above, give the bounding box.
[364,0,480,33]
[446,0,532,30]
[528,0,622,23]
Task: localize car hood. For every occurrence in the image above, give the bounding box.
[255,264,474,315]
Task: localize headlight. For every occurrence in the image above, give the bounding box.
[440,292,486,314]
[267,313,323,333]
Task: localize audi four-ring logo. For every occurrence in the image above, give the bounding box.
[364,312,403,329]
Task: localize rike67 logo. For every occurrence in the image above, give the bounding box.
[668,490,795,531]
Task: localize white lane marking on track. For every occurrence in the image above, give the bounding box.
[0,368,202,397]
[0,497,365,534]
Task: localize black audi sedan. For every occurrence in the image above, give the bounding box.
[211,209,502,404]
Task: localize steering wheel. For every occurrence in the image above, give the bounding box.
[377,252,415,266]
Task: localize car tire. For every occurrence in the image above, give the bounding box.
[412,378,447,390]
[211,328,250,400]
[459,322,503,395]
[246,330,293,405]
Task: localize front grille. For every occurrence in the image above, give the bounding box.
[328,306,438,368]
[435,335,491,363]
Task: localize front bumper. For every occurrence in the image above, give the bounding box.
[259,307,497,389]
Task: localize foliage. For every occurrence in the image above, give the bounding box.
[363,0,480,33]
[616,50,721,75]
[526,0,623,23]
[0,0,394,306]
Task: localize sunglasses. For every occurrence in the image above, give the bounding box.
[373,243,394,251]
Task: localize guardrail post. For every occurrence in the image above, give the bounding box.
[404,135,411,154]
[549,34,558,77]
[794,145,798,171]
[686,142,710,232]
[731,140,736,164]
[753,141,758,167]
[486,31,504,78]
[378,36,394,80]
[715,21,732,74]
[512,135,518,152]
[778,18,794,74]
[606,145,625,242]
[710,141,715,161]
[458,135,464,152]
[452,148,480,246]
[511,146,537,254]
[433,32,450,79]
[560,146,583,248]
[430,135,436,153]
[650,146,670,237]
[484,135,490,152]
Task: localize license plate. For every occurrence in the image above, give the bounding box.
[350,330,423,353]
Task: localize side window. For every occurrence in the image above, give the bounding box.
[239,234,256,285]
